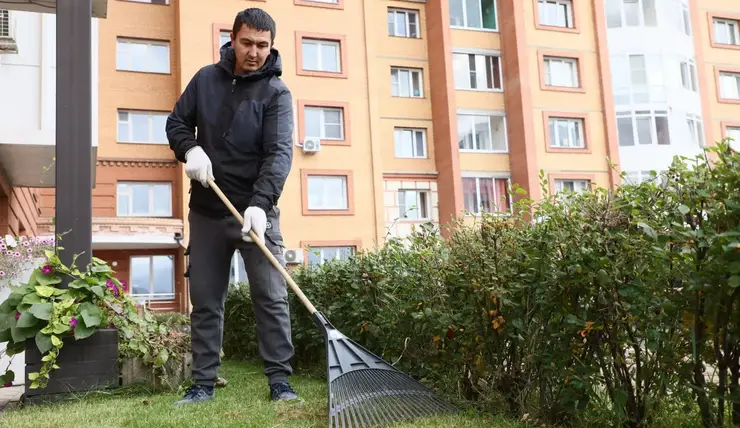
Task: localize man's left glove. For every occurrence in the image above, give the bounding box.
[241,206,267,243]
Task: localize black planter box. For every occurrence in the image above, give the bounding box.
[23,328,119,404]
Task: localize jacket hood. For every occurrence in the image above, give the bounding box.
[216,41,283,80]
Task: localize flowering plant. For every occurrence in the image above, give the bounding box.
[0,238,190,391]
[0,235,55,287]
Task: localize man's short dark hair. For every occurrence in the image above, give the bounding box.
[232,8,276,43]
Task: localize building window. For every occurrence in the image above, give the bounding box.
[116,182,172,217]
[622,170,660,185]
[388,8,420,38]
[548,117,585,148]
[555,179,590,193]
[719,71,740,100]
[394,128,427,158]
[117,110,168,144]
[307,175,349,211]
[681,4,691,36]
[687,114,704,147]
[397,190,430,220]
[713,18,740,46]
[462,176,511,214]
[616,110,670,146]
[543,56,579,88]
[307,246,354,266]
[538,0,574,29]
[391,67,423,98]
[116,38,170,74]
[219,30,230,47]
[450,0,497,31]
[229,251,248,285]
[129,255,175,301]
[727,126,740,145]
[605,0,657,28]
[452,52,502,91]
[301,38,341,73]
[304,106,344,140]
[0,9,10,38]
[610,54,665,104]
[124,0,170,4]
[457,113,507,152]
[297,0,342,6]
[680,60,698,92]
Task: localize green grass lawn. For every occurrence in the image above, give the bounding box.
[0,360,525,428]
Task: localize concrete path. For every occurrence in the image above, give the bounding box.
[0,385,24,412]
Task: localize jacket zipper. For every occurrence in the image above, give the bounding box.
[223,78,237,138]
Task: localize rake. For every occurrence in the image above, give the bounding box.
[207,178,458,427]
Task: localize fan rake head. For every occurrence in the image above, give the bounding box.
[312,312,458,427]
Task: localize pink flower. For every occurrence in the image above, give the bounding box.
[106,279,119,297]
[120,280,128,292]
[13,252,20,258]
[0,244,5,250]
[41,264,53,275]
[14,312,20,320]
[26,248,32,253]
[69,317,78,328]
[0,271,5,277]
[2,381,11,388]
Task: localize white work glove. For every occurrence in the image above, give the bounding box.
[242,206,267,243]
[184,146,214,187]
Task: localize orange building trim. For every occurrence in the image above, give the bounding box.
[294,0,344,10]
[537,49,587,93]
[300,169,355,216]
[294,31,349,79]
[532,0,581,34]
[296,100,351,146]
[542,111,593,154]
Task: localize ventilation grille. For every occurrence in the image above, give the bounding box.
[0,10,9,38]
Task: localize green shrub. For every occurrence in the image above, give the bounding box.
[223,141,740,428]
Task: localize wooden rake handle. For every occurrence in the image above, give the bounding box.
[206,177,317,315]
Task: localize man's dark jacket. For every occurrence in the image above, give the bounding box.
[166,42,293,219]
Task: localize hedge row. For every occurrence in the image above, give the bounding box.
[224,141,740,428]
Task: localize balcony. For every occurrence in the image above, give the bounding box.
[0,7,99,188]
[36,216,184,250]
[0,1,108,19]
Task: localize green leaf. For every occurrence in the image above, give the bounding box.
[50,335,62,347]
[35,332,52,354]
[90,286,104,299]
[80,303,102,328]
[5,341,25,356]
[36,274,62,287]
[21,293,44,306]
[73,323,95,340]
[29,303,52,321]
[729,276,740,289]
[637,222,657,239]
[16,311,39,328]
[0,328,11,342]
[11,326,37,342]
[34,285,56,298]
[678,204,690,214]
[68,279,89,289]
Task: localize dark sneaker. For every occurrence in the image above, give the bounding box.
[270,382,302,402]
[173,384,214,405]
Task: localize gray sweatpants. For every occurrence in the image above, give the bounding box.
[187,207,294,387]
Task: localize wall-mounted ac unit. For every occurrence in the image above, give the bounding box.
[284,248,304,264]
[301,137,321,154]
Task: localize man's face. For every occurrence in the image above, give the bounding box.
[231,24,272,74]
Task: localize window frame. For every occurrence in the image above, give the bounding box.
[679,59,698,92]
[301,240,360,266]
[457,111,509,153]
[710,14,740,49]
[390,66,424,98]
[295,32,348,79]
[116,181,173,218]
[116,109,170,145]
[539,51,585,92]
[394,127,428,159]
[451,49,504,92]
[605,0,659,29]
[128,254,176,301]
[461,175,512,216]
[535,0,578,33]
[615,109,671,147]
[301,170,355,216]
[297,100,351,146]
[715,67,740,103]
[686,114,705,147]
[115,37,171,74]
[388,7,421,38]
[449,0,499,32]
[543,112,590,153]
[294,0,344,9]
[396,189,431,221]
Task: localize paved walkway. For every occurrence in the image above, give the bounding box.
[0,385,24,412]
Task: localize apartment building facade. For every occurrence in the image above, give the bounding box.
[1,0,738,314]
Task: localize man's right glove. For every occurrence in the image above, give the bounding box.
[184,146,214,188]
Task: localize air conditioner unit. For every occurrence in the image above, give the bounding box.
[301,137,321,153]
[284,248,304,264]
